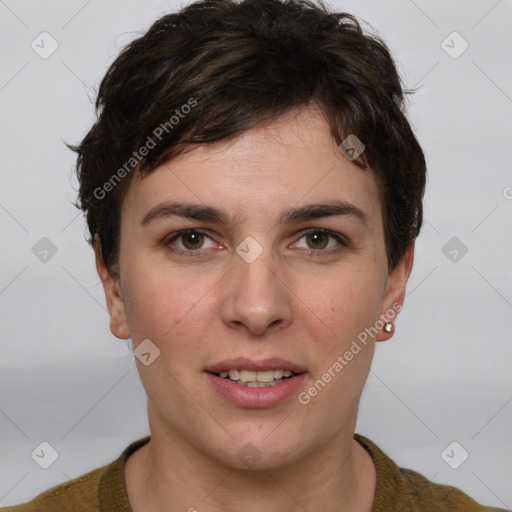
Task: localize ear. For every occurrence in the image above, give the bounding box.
[94,235,131,340]
[375,243,415,341]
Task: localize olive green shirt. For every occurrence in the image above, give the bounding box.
[1,434,506,511]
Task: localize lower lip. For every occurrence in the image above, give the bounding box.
[205,372,308,408]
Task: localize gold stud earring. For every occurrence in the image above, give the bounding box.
[384,323,393,333]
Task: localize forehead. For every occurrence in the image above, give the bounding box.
[121,108,382,229]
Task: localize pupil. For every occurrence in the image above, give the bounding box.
[308,232,327,249]
[183,232,203,249]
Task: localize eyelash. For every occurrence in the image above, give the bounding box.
[164,228,348,258]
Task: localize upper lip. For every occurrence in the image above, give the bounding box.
[205,357,307,374]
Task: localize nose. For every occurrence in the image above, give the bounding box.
[221,245,293,337]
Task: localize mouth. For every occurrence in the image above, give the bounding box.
[204,358,309,408]
[204,357,307,389]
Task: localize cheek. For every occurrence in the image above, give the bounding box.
[298,268,381,399]
[303,267,382,345]
[120,262,177,339]
[121,260,219,354]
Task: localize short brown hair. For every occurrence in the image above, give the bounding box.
[69,0,426,273]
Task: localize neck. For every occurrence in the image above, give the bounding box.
[125,425,376,512]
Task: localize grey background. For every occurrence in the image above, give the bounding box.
[1,0,511,508]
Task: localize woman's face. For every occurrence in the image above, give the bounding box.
[98,107,412,470]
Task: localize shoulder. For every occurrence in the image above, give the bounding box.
[396,466,506,512]
[0,465,106,512]
[354,433,507,512]
[0,436,150,512]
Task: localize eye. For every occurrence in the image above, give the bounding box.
[293,228,347,254]
[164,228,347,258]
[165,229,218,256]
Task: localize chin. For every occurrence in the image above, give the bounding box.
[205,431,309,472]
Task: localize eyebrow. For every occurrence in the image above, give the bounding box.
[140,200,370,228]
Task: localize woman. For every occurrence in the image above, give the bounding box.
[2,0,506,510]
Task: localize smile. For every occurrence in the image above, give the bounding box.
[213,369,297,387]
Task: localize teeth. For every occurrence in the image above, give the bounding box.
[256,370,275,383]
[246,381,279,388]
[217,368,297,383]
[228,370,239,380]
[239,370,257,383]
